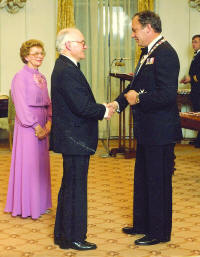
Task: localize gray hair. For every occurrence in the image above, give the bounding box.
[134,10,162,33]
[56,28,80,53]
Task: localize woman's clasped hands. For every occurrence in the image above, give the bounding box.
[35,120,51,140]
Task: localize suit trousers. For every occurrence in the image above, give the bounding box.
[133,143,175,241]
[54,154,90,241]
[191,93,200,143]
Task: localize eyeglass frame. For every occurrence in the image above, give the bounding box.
[28,51,46,58]
[68,40,86,47]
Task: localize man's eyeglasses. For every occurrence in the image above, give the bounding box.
[29,52,46,57]
[69,40,86,47]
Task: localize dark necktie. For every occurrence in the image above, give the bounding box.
[193,52,198,61]
[77,62,80,69]
[141,47,148,56]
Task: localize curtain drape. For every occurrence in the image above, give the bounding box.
[134,0,154,66]
[56,0,75,57]
[57,0,75,33]
[138,0,154,11]
[74,0,137,138]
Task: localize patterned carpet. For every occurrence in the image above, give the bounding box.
[1,140,200,257]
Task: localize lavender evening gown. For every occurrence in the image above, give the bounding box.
[5,65,52,219]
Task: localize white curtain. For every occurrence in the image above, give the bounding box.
[74,0,137,138]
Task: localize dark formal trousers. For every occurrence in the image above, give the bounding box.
[133,143,175,241]
[191,93,200,144]
[54,154,90,241]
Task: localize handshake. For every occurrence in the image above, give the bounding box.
[104,90,140,120]
[104,101,118,120]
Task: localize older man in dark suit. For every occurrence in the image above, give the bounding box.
[50,28,114,251]
[181,35,200,147]
[109,11,182,245]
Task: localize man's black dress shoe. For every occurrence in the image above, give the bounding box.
[135,235,169,246]
[70,241,97,250]
[122,226,144,235]
[54,237,97,250]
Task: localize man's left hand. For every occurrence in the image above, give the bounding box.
[124,90,139,105]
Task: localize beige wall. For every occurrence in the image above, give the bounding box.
[155,0,200,88]
[155,0,200,138]
[0,0,56,95]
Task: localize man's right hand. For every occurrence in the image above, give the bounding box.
[106,105,115,120]
[107,101,118,111]
[106,101,119,120]
[103,102,117,120]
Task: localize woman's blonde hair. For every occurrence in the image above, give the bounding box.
[20,39,45,64]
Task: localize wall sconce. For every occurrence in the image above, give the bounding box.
[0,0,27,14]
[189,0,200,11]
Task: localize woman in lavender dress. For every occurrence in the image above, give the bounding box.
[5,39,52,219]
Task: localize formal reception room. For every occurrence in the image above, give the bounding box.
[1,0,200,256]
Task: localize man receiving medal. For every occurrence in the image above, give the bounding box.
[108,10,182,245]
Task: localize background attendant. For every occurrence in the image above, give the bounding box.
[108,11,182,245]
[180,35,200,147]
[5,39,52,219]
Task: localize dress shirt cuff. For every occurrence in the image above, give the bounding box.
[103,104,109,118]
[114,101,120,113]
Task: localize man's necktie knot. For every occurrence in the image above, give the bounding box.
[141,47,148,56]
[77,62,80,69]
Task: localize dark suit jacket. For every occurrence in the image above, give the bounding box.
[189,51,200,96]
[116,40,182,145]
[50,55,106,155]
